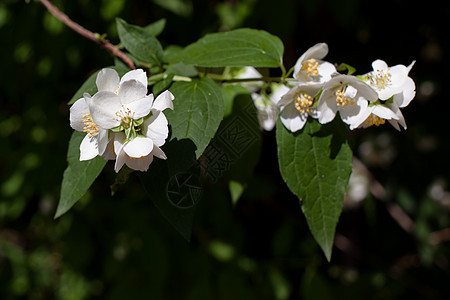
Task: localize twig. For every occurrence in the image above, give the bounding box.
[38,0,135,70]
[353,157,415,233]
[429,228,450,245]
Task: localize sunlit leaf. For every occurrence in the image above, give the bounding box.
[169,28,284,67]
[166,77,224,158]
[55,131,107,218]
[276,119,353,261]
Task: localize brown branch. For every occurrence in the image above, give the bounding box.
[353,157,415,234]
[38,0,135,70]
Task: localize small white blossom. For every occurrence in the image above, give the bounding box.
[235,66,264,92]
[354,102,401,130]
[252,83,289,131]
[362,59,416,105]
[113,90,174,173]
[276,83,322,132]
[293,43,337,84]
[317,74,378,128]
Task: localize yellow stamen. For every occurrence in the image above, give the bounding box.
[129,156,145,160]
[82,113,99,137]
[364,114,386,127]
[369,69,392,90]
[114,105,135,127]
[302,58,320,77]
[335,87,355,108]
[294,93,313,114]
[108,145,115,155]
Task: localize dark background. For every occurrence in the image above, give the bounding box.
[1,0,449,299]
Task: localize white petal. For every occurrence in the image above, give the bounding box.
[96,68,120,92]
[114,145,127,173]
[340,98,367,127]
[395,77,416,108]
[293,43,329,78]
[120,69,148,87]
[126,95,153,119]
[143,110,169,147]
[101,138,116,160]
[151,145,167,160]
[407,61,416,73]
[89,91,122,129]
[277,87,297,107]
[269,84,290,105]
[96,129,109,156]
[316,61,336,82]
[80,134,99,161]
[352,81,378,102]
[317,91,337,124]
[113,133,127,173]
[372,105,399,120]
[125,153,154,172]
[280,103,306,132]
[372,59,388,72]
[351,104,376,130]
[152,90,174,111]
[70,98,89,132]
[118,80,148,105]
[123,136,154,158]
[259,106,278,131]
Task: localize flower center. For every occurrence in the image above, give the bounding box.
[335,87,356,108]
[82,113,99,137]
[302,58,320,77]
[114,105,135,128]
[369,70,392,90]
[365,114,386,127]
[294,93,313,114]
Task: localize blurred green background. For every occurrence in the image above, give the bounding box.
[1,0,449,299]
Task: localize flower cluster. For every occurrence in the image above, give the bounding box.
[275,43,416,132]
[69,68,174,172]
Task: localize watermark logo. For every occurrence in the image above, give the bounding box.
[166,171,202,209]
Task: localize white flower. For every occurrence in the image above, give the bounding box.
[113,133,167,172]
[88,68,153,133]
[276,83,322,132]
[69,96,110,161]
[317,74,378,128]
[112,90,174,173]
[252,83,289,131]
[353,102,402,130]
[362,59,416,105]
[293,43,337,84]
[235,66,264,92]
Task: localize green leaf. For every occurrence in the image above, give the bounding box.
[165,62,198,77]
[116,18,164,66]
[55,131,107,218]
[276,119,353,261]
[68,64,129,105]
[143,18,166,36]
[165,77,224,158]
[169,28,284,67]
